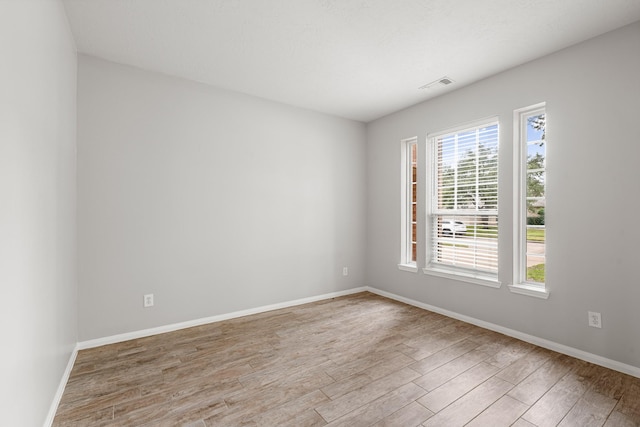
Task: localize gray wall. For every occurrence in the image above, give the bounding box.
[0,1,78,426]
[77,56,367,341]
[366,22,640,369]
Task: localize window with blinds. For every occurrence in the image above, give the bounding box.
[427,121,499,279]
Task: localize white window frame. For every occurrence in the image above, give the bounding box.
[423,118,501,288]
[399,137,418,272]
[510,103,549,299]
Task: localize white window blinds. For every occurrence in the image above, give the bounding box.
[429,122,499,275]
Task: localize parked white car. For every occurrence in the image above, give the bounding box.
[442,220,466,236]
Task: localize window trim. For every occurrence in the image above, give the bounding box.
[398,137,418,272]
[424,117,501,286]
[422,266,501,288]
[511,103,549,299]
[508,283,549,299]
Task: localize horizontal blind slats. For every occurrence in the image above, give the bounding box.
[431,122,499,274]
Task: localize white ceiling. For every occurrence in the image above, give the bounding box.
[62,0,640,122]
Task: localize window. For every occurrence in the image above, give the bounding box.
[424,120,499,286]
[512,104,549,298]
[399,138,418,272]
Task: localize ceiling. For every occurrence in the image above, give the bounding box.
[62,0,640,122]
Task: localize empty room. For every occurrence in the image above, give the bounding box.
[2,0,640,426]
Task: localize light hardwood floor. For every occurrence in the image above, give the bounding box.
[53,292,640,426]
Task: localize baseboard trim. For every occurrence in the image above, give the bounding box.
[44,344,78,427]
[77,287,367,350]
[366,287,640,379]
[74,285,639,379]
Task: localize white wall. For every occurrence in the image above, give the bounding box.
[366,22,640,369]
[0,1,77,426]
[77,56,366,341]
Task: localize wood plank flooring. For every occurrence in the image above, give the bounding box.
[53,292,640,426]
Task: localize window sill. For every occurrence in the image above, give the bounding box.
[508,283,550,299]
[422,266,501,289]
[398,263,419,273]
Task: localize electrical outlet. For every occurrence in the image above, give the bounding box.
[588,311,602,328]
[144,294,154,308]
[342,267,348,276]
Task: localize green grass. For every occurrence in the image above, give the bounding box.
[527,228,545,242]
[527,263,545,282]
[444,225,544,242]
[440,243,469,248]
[466,225,498,238]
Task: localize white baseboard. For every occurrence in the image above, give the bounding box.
[366,287,640,379]
[77,287,367,350]
[73,284,639,379]
[45,284,640,427]
[44,344,78,427]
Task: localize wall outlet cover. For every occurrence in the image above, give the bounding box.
[588,311,602,328]
[144,294,154,308]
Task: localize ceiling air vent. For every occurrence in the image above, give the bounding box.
[419,76,455,90]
